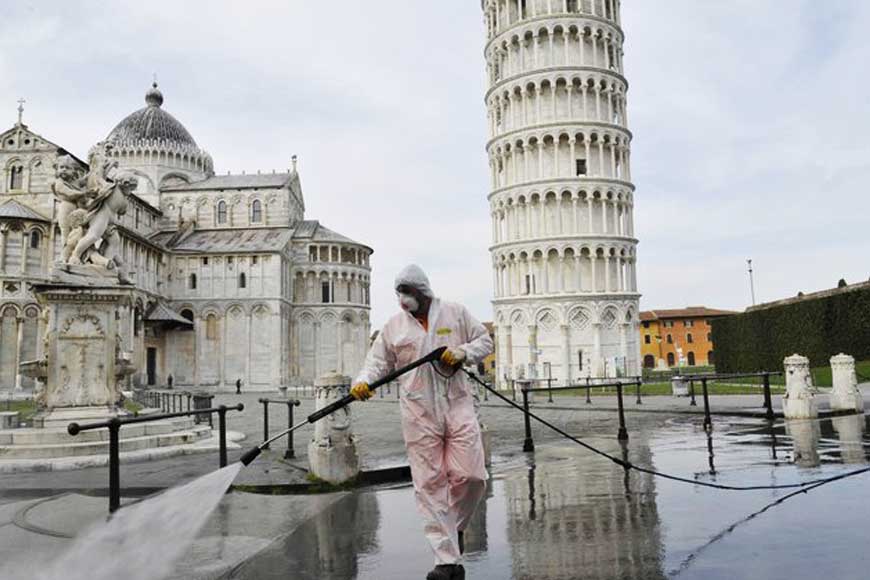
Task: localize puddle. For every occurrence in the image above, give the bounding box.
[230,415,870,579]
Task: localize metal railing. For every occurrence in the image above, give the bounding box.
[513,371,782,450]
[258,398,301,459]
[67,403,244,513]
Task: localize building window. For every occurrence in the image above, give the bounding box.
[666,334,672,344]
[575,159,587,176]
[577,350,583,371]
[189,273,197,289]
[251,200,262,223]
[217,201,227,224]
[688,352,696,366]
[239,273,246,288]
[180,309,194,322]
[707,333,711,342]
[206,314,217,340]
[644,335,651,344]
[29,230,40,249]
[706,319,711,326]
[566,0,577,12]
[667,352,675,367]
[642,321,650,329]
[687,333,694,344]
[9,166,23,190]
[322,281,331,303]
[664,321,674,328]
[685,320,694,327]
[708,351,715,365]
[643,355,655,369]
[252,256,258,265]
[202,257,209,266]
[135,207,140,229]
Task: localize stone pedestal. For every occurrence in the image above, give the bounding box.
[308,371,360,485]
[671,377,689,397]
[830,354,864,413]
[782,354,818,419]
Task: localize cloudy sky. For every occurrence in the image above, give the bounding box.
[1,1,868,327]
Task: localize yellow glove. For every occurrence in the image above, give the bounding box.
[440,347,467,367]
[350,382,373,401]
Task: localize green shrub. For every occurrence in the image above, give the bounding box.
[712,285,870,372]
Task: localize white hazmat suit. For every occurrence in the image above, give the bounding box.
[355,265,493,566]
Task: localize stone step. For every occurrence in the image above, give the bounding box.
[0,426,213,460]
[3,417,202,445]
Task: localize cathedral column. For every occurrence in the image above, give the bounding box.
[575,252,583,290]
[19,231,28,274]
[594,86,602,121]
[554,138,560,177]
[220,313,227,386]
[572,195,579,234]
[14,315,23,390]
[0,225,7,273]
[604,254,612,292]
[537,142,544,178]
[561,324,571,385]
[245,310,252,387]
[579,32,586,65]
[583,137,591,171]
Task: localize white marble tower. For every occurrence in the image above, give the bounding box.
[483,0,640,386]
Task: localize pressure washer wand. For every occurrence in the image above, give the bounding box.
[240,346,447,466]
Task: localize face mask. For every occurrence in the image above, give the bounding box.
[398,292,419,314]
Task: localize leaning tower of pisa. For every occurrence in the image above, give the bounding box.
[483,0,640,386]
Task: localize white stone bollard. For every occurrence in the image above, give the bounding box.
[829,354,864,413]
[671,376,689,397]
[782,354,818,419]
[308,371,360,485]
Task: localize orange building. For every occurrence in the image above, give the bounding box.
[639,307,737,369]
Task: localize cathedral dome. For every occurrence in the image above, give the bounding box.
[106,83,197,147]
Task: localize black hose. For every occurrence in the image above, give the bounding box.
[462,369,870,492]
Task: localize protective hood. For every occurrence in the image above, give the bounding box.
[394,264,434,299]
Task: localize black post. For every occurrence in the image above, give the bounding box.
[511,379,516,402]
[586,377,592,404]
[762,373,774,421]
[285,400,301,459]
[186,393,192,412]
[689,380,697,406]
[547,378,554,403]
[108,418,121,513]
[616,382,629,441]
[379,384,384,398]
[521,383,534,452]
[218,405,228,468]
[260,399,270,450]
[702,378,712,432]
[635,378,642,405]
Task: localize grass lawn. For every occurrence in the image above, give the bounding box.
[550,381,786,398]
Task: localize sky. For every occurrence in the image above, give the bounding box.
[1,1,868,328]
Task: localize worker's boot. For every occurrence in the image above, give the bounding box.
[426,564,465,580]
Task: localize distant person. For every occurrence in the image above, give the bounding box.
[167,374,173,390]
[351,265,493,580]
[236,378,242,395]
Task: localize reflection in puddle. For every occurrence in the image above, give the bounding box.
[232,414,870,580]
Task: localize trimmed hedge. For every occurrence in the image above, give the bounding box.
[712,285,870,373]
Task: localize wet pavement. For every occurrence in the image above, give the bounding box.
[4,400,870,580]
[227,414,870,580]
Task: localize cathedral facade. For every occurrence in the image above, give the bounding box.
[0,85,372,392]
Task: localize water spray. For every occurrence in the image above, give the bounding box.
[239,346,448,466]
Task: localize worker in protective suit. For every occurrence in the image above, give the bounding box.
[351,265,493,580]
